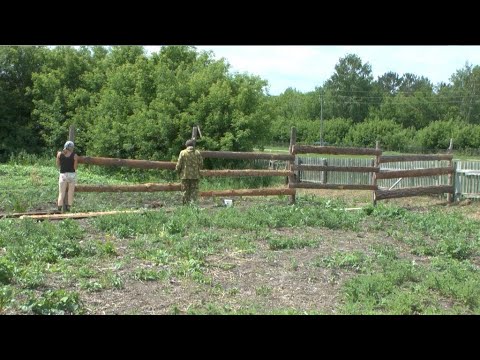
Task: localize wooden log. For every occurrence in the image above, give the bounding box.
[199,150,294,161]
[290,183,377,191]
[376,167,454,180]
[78,156,176,170]
[447,139,454,203]
[292,165,379,173]
[289,127,297,204]
[20,210,147,220]
[200,169,293,177]
[76,183,181,192]
[1,210,62,218]
[375,185,454,200]
[69,125,75,142]
[200,188,295,197]
[372,141,380,206]
[293,145,381,156]
[379,154,453,163]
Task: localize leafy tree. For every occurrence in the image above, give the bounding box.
[29,46,97,152]
[414,120,457,150]
[398,73,433,95]
[448,63,480,124]
[376,71,403,95]
[0,46,46,160]
[345,118,415,151]
[323,118,354,146]
[323,54,376,123]
[86,46,273,163]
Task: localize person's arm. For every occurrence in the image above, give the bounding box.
[198,152,203,170]
[56,151,61,168]
[175,152,184,174]
[74,154,78,171]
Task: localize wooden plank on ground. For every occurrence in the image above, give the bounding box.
[1,210,62,219]
[19,210,147,220]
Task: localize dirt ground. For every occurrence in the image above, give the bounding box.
[65,190,479,315]
[6,189,478,315]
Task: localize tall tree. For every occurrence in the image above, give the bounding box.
[323,54,376,122]
[0,46,46,160]
[448,63,480,124]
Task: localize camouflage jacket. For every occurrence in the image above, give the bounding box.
[175,146,203,179]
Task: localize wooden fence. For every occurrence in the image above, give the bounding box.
[70,125,457,205]
[76,151,295,202]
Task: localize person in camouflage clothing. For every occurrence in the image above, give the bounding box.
[176,139,204,205]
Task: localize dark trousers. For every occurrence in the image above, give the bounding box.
[181,179,199,204]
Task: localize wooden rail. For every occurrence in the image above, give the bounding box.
[375,185,454,200]
[201,169,293,177]
[200,150,294,161]
[200,188,296,197]
[78,156,176,170]
[376,167,454,180]
[293,145,381,156]
[290,183,377,191]
[76,183,181,192]
[379,154,453,163]
[292,165,379,173]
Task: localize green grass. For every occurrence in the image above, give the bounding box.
[2,160,480,314]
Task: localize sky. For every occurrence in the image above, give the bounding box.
[144,46,480,96]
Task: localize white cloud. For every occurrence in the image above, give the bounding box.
[145,45,480,95]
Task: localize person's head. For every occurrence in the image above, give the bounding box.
[64,141,74,151]
[185,139,195,148]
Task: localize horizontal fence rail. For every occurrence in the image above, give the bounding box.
[379,154,453,163]
[76,184,295,197]
[290,183,377,190]
[201,169,293,177]
[78,156,176,170]
[76,183,181,192]
[200,188,296,197]
[376,185,454,200]
[376,167,454,180]
[200,150,294,161]
[292,165,379,173]
[293,145,381,156]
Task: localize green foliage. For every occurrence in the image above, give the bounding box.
[131,268,167,282]
[268,237,318,250]
[22,289,84,315]
[323,54,376,122]
[0,218,86,265]
[0,257,15,285]
[323,118,354,146]
[415,120,457,150]
[0,46,47,161]
[345,118,415,150]
[316,251,370,273]
[0,286,14,312]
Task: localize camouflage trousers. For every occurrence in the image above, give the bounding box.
[181,179,200,205]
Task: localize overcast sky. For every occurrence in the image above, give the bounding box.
[144,45,480,95]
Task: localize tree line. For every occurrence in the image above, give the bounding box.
[1,45,479,163]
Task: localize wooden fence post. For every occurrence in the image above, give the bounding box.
[447,138,454,203]
[372,141,380,206]
[289,127,297,205]
[191,126,198,145]
[69,125,75,142]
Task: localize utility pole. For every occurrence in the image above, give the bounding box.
[319,91,324,146]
